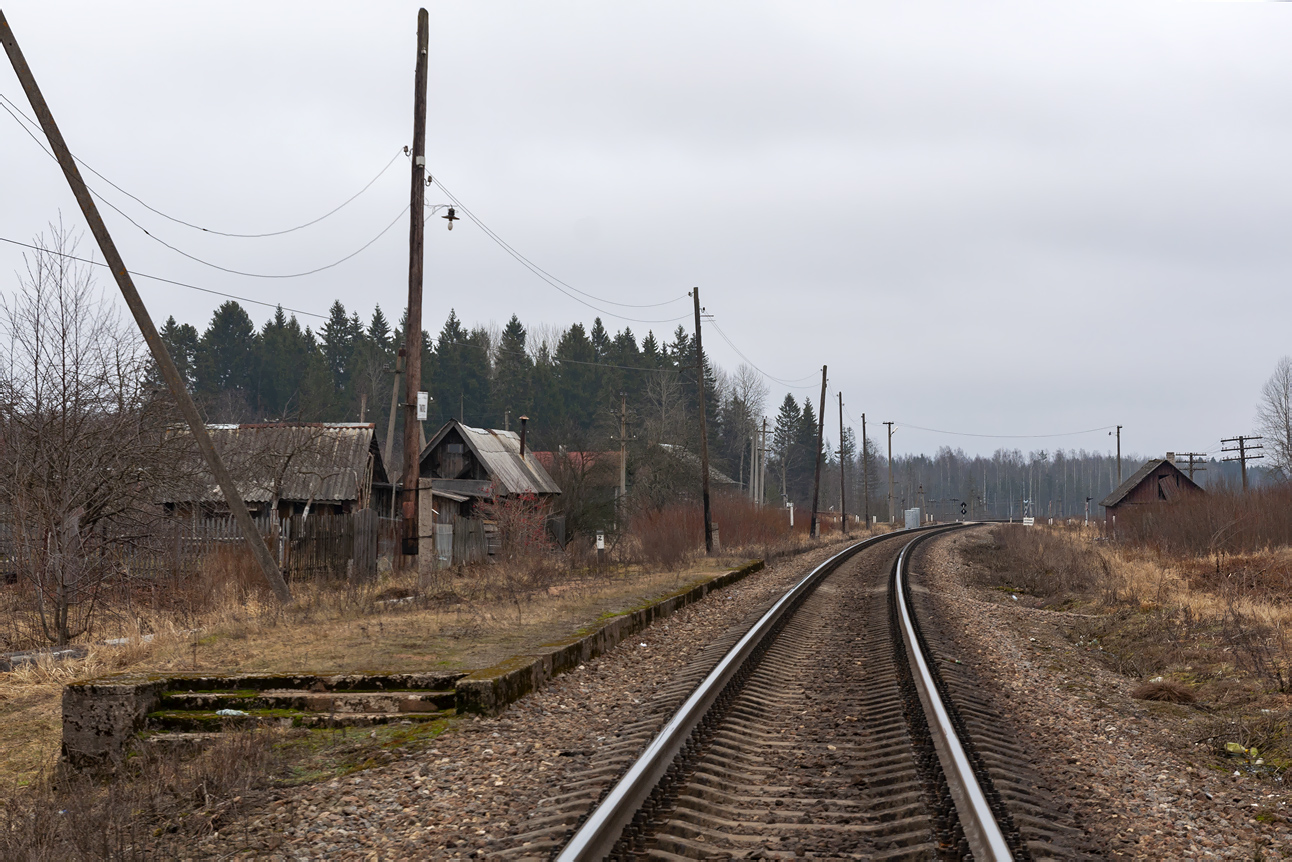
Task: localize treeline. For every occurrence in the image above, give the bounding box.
[157,300,769,487]
[167,300,1223,523]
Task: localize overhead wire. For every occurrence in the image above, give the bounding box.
[0,92,404,238]
[891,422,1118,440]
[428,174,692,325]
[706,319,819,389]
[0,235,326,319]
[2,95,409,278]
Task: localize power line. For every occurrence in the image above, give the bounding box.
[1,91,404,238]
[0,235,326,319]
[429,175,692,324]
[707,319,819,389]
[892,421,1118,440]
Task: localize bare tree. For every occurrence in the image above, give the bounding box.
[0,223,186,645]
[643,369,687,446]
[1257,356,1292,478]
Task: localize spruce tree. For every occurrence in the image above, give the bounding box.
[195,301,258,411]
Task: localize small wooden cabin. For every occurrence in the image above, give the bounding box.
[1099,455,1204,527]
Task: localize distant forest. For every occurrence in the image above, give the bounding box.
[160,300,1265,523]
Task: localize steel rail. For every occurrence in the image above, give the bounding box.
[894,529,1014,861]
[555,527,926,861]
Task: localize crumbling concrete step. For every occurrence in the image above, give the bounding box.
[146,708,452,732]
[159,689,457,714]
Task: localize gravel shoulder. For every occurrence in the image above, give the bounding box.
[923,526,1292,860]
[187,539,863,860]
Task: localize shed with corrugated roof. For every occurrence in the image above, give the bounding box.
[417,420,560,517]
[163,422,391,518]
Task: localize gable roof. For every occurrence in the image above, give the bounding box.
[168,423,388,504]
[1100,458,1202,508]
[419,420,560,496]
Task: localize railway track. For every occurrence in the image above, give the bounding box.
[504,527,1089,860]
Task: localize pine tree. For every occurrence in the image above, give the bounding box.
[493,314,532,427]
[320,300,352,393]
[195,301,258,414]
[641,331,663,367]
[773,394,801,502]
[554,323,597,428]
[367,306,391,351]
[159,315,199,390]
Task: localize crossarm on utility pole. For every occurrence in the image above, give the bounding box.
[0,10,292,604]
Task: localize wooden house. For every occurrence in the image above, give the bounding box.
[1099,455,1204,527]
[163,422,392,519]
[417,420,560,520]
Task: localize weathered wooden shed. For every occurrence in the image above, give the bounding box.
[163,422,392,518]
[1099,455,1204,527]
[417,419,561,515]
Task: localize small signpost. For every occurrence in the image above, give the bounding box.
[416,392,429,421]
[1022,516,1035,527]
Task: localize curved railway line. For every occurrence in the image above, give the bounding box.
[503,527,1091,860]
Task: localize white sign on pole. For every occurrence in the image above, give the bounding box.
[596,530,605,550]
[1022,516,1035,527]
[416,391,429,421]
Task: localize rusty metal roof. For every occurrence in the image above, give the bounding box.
[171,423,389,504]
[420,420,561,496]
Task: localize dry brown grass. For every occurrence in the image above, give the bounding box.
[1131,679,1197,703]
[0,729,282,860]
[0,520,857,793]
[969,522,1292,766]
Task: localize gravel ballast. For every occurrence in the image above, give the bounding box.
[922,528,1292,860]
[189,540,863,860]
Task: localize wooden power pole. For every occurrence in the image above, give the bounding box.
[401,8,429,556]
[1175,452,1207,482]
[691,288,713,554]
[884,421,895,524]
[1115,424,1123,486]
[838,391,846,535]
[0,13,298,602]
[861,413,870,528]
[1222,435,1264,492]
[809,366,827,538]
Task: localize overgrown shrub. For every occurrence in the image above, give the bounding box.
[964,524,1106,601]
[0,731,279,859]
[1115,485,1292,557]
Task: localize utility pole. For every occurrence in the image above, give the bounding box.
[754,416,764,506]
[617,392,628,527]
[691,288,713,553]
[809,366,827,538]
[861,413,870,528]
[401,8,429,557]
[884,421,895,524]
[0,14,301,601]
[1114,425,1123,486]
[838,391,846,535]
[1175,452,1207,482]
[1222,435,1264,492]
[385,349,404,518]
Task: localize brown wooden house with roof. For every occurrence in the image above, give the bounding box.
[1099,454,1204,527]
[417,420,560,522]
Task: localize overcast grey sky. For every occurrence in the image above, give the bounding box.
[2,1,1289,458]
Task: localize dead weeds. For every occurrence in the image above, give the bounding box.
[967,523,1292,776]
